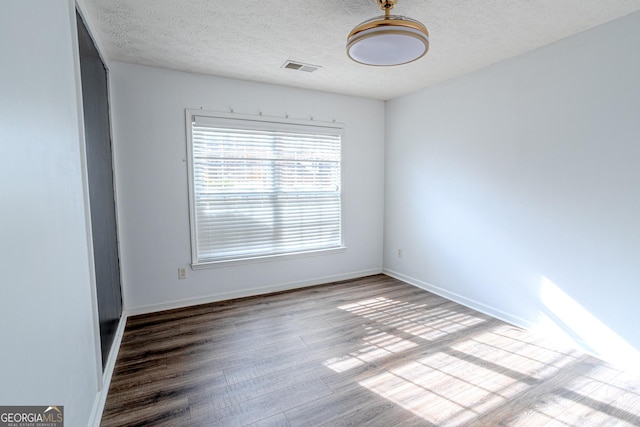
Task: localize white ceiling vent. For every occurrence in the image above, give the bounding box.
[282,60,320,73]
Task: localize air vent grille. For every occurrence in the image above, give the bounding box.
[284,62,303,70]
[282,60,321,73]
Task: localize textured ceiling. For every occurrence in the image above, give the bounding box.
[81,0,640,100]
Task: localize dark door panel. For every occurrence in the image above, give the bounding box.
[77,11,123,370]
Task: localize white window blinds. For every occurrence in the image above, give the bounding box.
[187,112,343,265]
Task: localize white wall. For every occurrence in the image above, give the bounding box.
[109,63,385,313]
[0,1,102,425]
[384,11,640,368]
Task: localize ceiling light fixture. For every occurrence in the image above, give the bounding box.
[347,0,429,66]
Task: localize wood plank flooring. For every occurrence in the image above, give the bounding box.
[101,275,640,426]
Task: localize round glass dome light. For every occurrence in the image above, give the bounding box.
[347,16,429,66]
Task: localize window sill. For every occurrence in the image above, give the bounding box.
[191,246,347,270]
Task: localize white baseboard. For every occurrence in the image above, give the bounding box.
[88,312,128,427]
[126,268,383,316]
[383,268,536,331]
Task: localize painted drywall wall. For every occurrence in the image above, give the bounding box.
[109,63,385,313]
[384,11,640,368]
[0,1,101,425]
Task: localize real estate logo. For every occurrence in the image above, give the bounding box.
[0,406,63,427]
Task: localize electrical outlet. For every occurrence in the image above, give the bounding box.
[397,249,403,258]
[178,268,187,280]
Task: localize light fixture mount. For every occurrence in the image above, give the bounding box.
[347,0,429,66]
[376,0,398,15]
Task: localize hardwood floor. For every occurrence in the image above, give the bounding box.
[101,275,640,426]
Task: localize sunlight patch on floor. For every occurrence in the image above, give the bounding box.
[324,291,640,425]
[338,297,486,342]
[451,326,582,380]
[323,329,418,373]
[358,355,531,424]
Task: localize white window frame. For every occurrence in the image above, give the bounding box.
[186,109,346,268]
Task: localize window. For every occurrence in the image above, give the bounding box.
[186,110,344,266]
